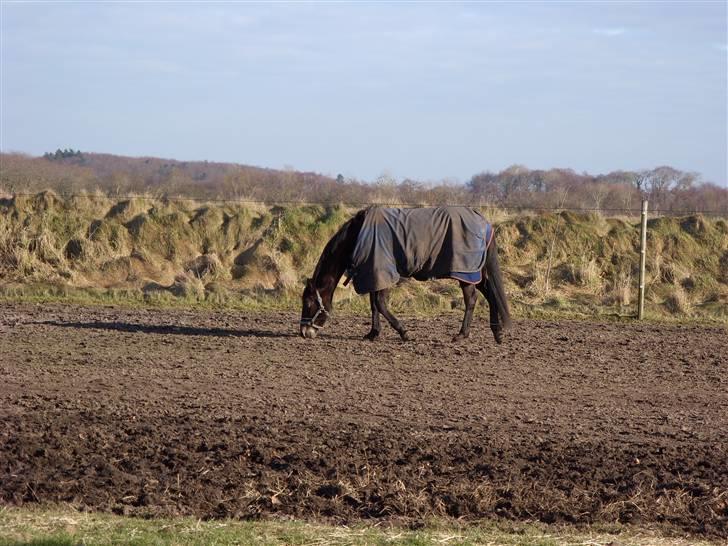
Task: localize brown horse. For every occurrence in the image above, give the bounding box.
[300,207,511,343]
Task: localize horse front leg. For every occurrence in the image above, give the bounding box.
[453,282,478,342]
[364,292,381,340]
[374,289,409,341]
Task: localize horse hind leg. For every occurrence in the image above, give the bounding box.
[374,289,409,341]
[453,282,478,342]
[477,274,503,344]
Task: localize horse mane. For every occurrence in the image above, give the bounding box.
[312,209,366,281]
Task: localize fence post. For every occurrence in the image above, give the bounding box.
[638,199,648,319]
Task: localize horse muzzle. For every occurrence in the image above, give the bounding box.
[300,325,318,339]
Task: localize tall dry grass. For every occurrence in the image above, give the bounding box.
[1,192,726,321]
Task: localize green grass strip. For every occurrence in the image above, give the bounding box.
[0,506,720,546]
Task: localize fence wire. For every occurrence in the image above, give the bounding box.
[4,191,727,216]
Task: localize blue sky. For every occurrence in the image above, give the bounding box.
[1,1,726,185]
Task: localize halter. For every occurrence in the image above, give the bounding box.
[299,288,331,329]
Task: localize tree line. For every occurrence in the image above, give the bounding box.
[42,148,85,161]
[0,151,725,214]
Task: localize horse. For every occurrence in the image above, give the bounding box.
[299,206,511,343]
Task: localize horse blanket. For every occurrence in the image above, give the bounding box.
[349,206,492,295]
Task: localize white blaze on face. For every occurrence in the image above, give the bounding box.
[300,325,318,339]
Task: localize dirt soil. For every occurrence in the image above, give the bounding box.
[1,303,726,537]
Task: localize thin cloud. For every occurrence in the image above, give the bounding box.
[592,27,627,37]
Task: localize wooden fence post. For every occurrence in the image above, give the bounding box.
[638,199,648,319]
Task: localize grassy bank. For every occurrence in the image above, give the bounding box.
[0,506,720,546]
[1,191,726,322]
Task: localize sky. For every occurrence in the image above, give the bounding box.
[1,1,726,185]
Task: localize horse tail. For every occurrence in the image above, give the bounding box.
[485,234,512,329]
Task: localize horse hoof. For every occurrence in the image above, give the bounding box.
[452,333,467,343]
[363,330,380,341]
[399,330,410,341]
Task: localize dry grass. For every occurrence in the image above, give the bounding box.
[1,193,726,323]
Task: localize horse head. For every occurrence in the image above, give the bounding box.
[299,278,332,339]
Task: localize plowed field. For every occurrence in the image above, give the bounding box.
[1,304,726,537]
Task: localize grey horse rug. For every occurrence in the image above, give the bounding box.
[349,206,493,295]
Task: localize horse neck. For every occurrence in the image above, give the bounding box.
[315,248,347,300]
[315,218,361,301]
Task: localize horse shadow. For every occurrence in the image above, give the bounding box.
[38,320,296,338]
